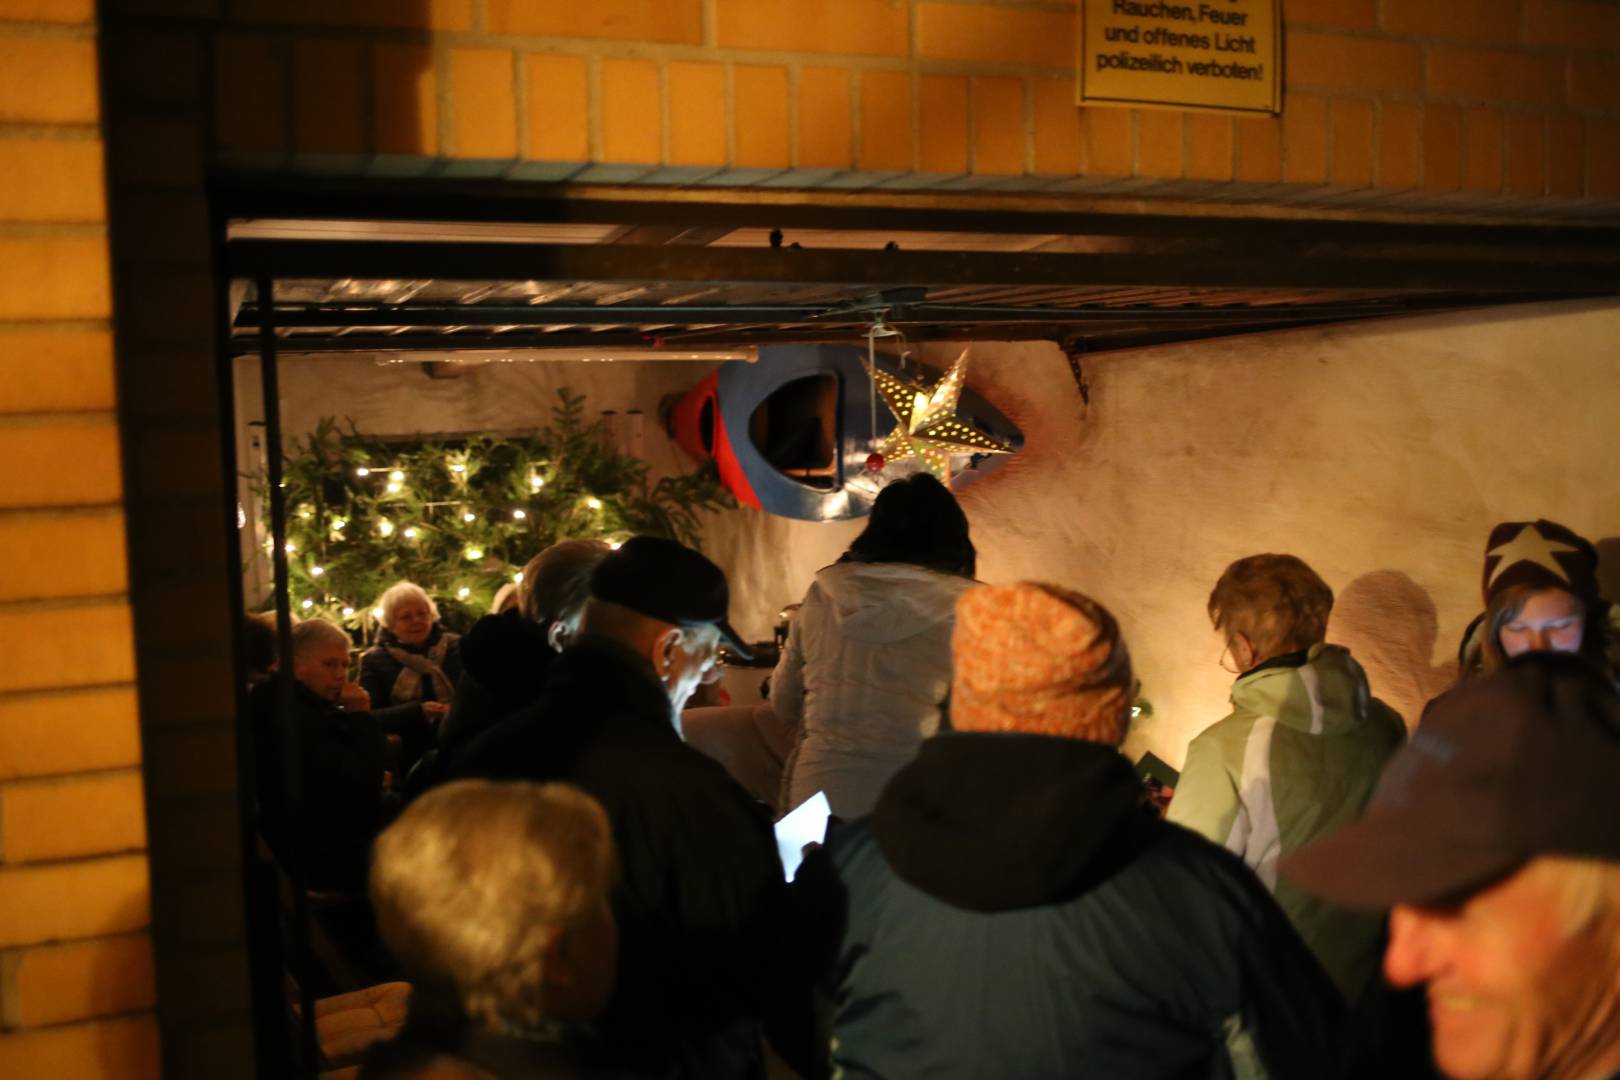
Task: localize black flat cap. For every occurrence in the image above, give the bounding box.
[590,536,750,659]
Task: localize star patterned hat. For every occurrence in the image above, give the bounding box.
[1481,519,1599,608]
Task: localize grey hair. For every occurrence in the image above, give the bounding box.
[291,617,350,659]
[377,581,439,629]
[676,622,722,653]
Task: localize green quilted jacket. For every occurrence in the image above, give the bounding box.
[1167,643,1406,1002]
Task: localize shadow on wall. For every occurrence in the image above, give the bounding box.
[1328,570,1458,728]
[1596,538,1620,604]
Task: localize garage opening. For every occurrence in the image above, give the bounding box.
[219,179,1620,1076]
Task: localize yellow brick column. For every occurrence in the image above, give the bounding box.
[0,1,159,1077]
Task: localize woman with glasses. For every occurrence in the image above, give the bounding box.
[1165,553,1406,1008]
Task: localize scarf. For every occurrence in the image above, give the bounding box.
[387,630,455,704]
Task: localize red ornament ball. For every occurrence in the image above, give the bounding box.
[865,452,886,473]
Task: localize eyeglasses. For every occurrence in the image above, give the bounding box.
[1218,641,1242,675]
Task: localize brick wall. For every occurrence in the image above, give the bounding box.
[0,1,160,1078]
[191,0,1620,201]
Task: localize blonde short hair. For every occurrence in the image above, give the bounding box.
[369,780,615,1031]
[1209,554,1334,658]
[519,539,612,626]
[377,581,439,630]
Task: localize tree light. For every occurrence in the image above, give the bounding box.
[584,496,603,511]
[300,598,314,610]
[372,606,385,620]
[378,519,395,537]
[530,474,544,491]
[609,540,623,550]
[463,512,476,523]
[389,470,405,482]
[465,547,484,561]
[385,481,403,494]
[341,606,355,617]
[449,463,466,473]
[512,509,527,520]
[457,587,471,599]
[284,541,296,553]
[403,527,419,539]
[310,565,325,577]
[513,571,524,583]
[355,467,370,477]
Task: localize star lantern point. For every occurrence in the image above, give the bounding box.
[864,350,1014,481]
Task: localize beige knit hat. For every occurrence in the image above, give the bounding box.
[950,582,1133,746]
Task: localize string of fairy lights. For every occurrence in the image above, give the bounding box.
[272,461,625,628]
[259,394,730,638]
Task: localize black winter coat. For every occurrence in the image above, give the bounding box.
[438,609,556,758]
[828,732,1348,1080]
[447,638,808,1079]
[250,676,393,893]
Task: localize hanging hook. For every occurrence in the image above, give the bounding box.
[1062,339,1090,406]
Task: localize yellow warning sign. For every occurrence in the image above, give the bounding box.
[1078,0,1280,115]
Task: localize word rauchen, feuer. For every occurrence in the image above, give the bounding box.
[1111,1,1251,25]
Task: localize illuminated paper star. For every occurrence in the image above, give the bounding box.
[1487,528,1578,589]
[864,350,1015,481]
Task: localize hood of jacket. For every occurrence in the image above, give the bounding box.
[1230,643,1377,735]
[871,732,1151,912]
[807,561,972,646]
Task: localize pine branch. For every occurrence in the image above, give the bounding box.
[256,388,731,639]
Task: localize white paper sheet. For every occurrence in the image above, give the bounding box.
[774,790,831,882]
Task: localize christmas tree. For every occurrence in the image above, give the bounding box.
[259,389,733,638]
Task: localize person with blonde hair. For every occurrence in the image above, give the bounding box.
[361,779,621,1079]
[825,582,1345,1078]
[1284,655,1620,1080]
[1168,553,1405,1005]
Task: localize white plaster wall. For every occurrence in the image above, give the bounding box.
[254,298,1620,768]
[702,298,1620,766]
[266,354,714,479]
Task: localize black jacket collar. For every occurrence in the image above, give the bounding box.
[541,636,678,746]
